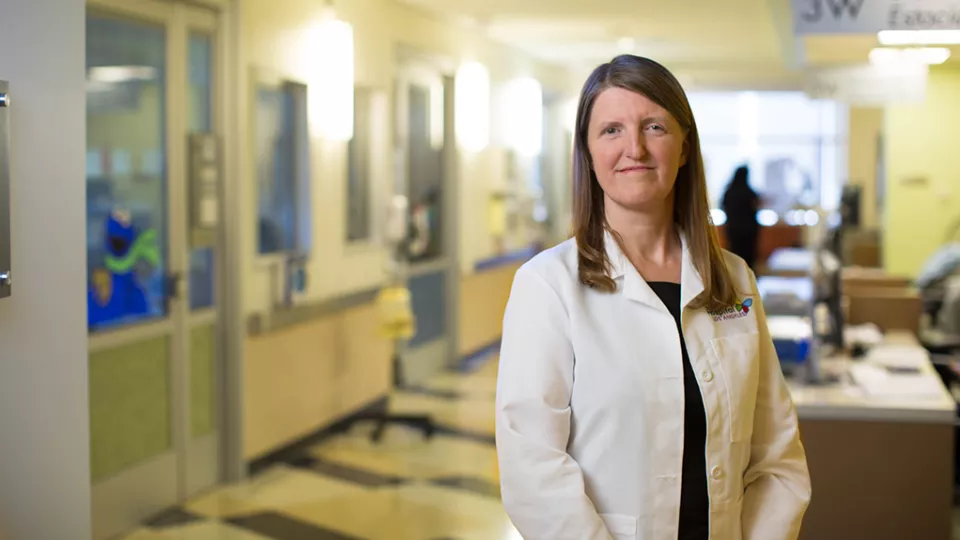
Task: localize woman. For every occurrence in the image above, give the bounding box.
[495,55,810,540]
[721,166,761,270]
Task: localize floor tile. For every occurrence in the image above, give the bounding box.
[278,487,491,540]
[403,385,464,400]
[429,476,500,498]
[185,465,368,519]
[418,373,496,399]
[226,512,362,540]
[155,521,274,540]
[291,455,407,487]
[388,393,495,437]
[310,430,499,484]
[119,529,171,540]
[145,507,206,529]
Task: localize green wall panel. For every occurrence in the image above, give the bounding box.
[89,337,171,482]
[190,324,216,437]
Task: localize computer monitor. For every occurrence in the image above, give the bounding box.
[814,225,845,349]
[840,185,861,229]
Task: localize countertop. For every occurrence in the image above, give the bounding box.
[786,333,956,424]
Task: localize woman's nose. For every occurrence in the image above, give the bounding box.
[625,130,648,160]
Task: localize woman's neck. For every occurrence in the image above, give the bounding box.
[605,199,680,268]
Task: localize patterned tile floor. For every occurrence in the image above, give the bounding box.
[120,355,517,540]
[119,352,960,540]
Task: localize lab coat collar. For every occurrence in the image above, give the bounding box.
[603,228,705,313]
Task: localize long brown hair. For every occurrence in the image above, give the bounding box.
[572,54,737,312]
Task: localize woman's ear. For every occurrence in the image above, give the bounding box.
[680,138,689,167]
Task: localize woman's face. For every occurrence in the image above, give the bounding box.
[586,87,688,215]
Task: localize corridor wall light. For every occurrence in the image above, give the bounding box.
[503,76,543,157]
[312,3,354,141]
[562,98,578,133]
[455,62,490,152]
[430,80,445,150]
[879,29,960,46]
[869,47,951,66]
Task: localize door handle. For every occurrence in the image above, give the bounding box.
[163,271,183,312]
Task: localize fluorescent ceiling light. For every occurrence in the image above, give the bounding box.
[455,62,490,152]
[503,77,543,157]
[878,30,960,45]
[869,47,951,66]
[312,15,354,141]
[88,66,156,83]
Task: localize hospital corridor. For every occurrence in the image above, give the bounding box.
[5,0,960,538]
[120,358,508,540]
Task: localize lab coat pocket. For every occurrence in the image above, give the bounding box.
[711,332,760,442]
[599,513,638,539]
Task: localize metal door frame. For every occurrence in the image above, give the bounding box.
[393,49,461,380]
[86,0,239,537]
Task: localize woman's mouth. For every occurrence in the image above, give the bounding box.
[617,165,653,173]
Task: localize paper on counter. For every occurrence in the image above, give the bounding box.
[864,344,930,371]
[849,362,945,399]
[845,323,884,348]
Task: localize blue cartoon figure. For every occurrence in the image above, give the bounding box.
[88,209,161,329]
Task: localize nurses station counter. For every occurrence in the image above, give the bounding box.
[775,324,956,540]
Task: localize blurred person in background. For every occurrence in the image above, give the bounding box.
[721,165,761,270]
[495,55,810,540]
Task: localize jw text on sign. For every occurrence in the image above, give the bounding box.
[793,0,960,34]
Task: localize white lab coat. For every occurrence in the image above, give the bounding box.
[495,232,811,540]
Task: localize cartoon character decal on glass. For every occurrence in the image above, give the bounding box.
[88,209,161,329]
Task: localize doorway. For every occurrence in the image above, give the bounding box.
[85,0,229,537]
[393,53,460,380]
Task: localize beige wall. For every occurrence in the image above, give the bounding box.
[240,0,573,317]
[245,261,525,460]
[458,262,524,357]
[847,107,883,230]
[244,302,391,460]
[884,65,960,277]
[238,0,569,458]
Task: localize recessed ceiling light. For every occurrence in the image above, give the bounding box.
[617,37,636,53]
[869,47,951,65]
[878,30,960,45]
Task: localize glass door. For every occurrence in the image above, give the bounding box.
[86,1,224,538]
[394,58,460,381]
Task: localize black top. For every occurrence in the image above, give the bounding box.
[648,281,710,540]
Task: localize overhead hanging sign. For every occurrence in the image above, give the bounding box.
[803,63,929,105]
[793,0,960,34]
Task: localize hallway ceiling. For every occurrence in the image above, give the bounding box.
[398,0,801,89]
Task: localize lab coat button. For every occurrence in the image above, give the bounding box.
[701,370,714,382]
[711,466,724,479]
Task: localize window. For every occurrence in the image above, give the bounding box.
[347,86,373,243]
[688,91,849,215]
[188,32,215,310]
[86,15,167,330]
[255,78,311,256]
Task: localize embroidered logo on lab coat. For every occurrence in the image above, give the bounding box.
[709,298,753,322]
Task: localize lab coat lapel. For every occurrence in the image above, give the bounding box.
[679,232,705,312]
[604,230,670,313]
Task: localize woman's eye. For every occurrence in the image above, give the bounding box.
[647,124,664,132]
[603,127,619,135]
